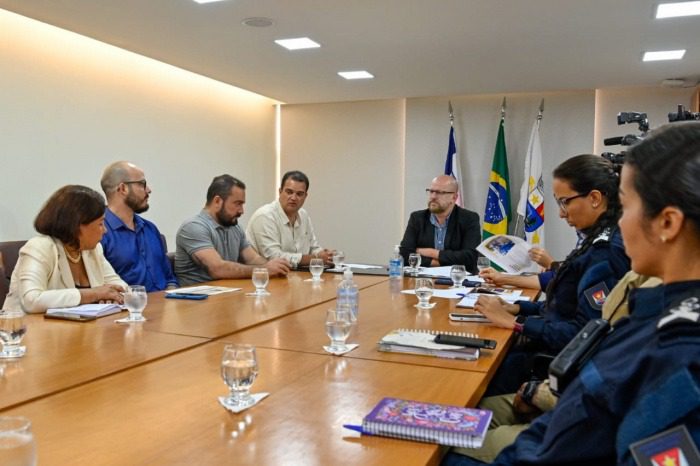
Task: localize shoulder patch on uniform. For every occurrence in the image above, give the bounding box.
[592,228,612,245]
[584,282,610,310]
[658,297,700,329]
[629,425,700,466]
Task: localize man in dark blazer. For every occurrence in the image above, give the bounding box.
[399,175,481,273]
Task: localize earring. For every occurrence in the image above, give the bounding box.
[660,236,667,243]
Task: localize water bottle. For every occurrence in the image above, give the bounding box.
[389,244,404,279]
[337,269,359,321]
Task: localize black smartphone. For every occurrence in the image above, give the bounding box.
[434,334,497,350]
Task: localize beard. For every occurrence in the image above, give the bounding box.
[428,201,445,214]
[216,205,239,227]
[125,191,149,214]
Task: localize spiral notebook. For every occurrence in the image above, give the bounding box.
[377,329,479,360]
[362,397,492,448]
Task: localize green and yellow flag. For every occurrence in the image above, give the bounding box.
[483,119,511,239]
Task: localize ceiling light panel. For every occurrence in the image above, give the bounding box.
[193,0,229,4]
[656,1,700,18]
[643,49,686,61]
[274,37,321,50]
[338,71,374,80]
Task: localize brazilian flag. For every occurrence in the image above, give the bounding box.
[483,119,511,239]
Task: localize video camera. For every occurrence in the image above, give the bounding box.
[668,104,700,122]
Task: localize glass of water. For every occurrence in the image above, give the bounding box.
[477,257,491,273]
[308,258,324,282]
[0,310,27,359]
[332,251,345,271]
[123,285,147,322]
[450,265,467,288]
[414,278,435,309]
[0,416,36,466]
[408,253,421,276]
[247,268,270,297]
[220,344,259,409]
[325,307,352,352]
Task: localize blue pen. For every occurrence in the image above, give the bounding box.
[343,424,373,436]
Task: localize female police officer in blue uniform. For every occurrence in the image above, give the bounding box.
[444,121,700,465]
[477,154,630,395]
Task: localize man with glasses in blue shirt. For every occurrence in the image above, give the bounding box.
[100,161,178,292]
[399,175,481,273]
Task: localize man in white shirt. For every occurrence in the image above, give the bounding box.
[246,171,334,269]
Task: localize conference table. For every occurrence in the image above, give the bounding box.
[0,271,538,465]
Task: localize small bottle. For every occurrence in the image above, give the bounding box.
[388,244,404,279]
[337,269,359,321]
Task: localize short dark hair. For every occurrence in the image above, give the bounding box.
[280,170,309,191]
[206,174,246,205]
[34,185,106,249]
[626,122,700,232]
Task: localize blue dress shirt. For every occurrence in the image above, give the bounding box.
[101,209,178,292]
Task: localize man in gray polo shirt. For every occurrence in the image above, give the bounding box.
[175,175,291,285]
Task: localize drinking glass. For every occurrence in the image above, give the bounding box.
[123,285,147,322]
[450,265,467,288]
[414,278,435,309]
[325,308,352,352]
[332,251,345,271]
[309,258,324,282]
[477,257,491,273]
[220,344,259,409]
[0,416,36,466]
[247,268,270,297]
[408,253,421,275]
[0,310,27,358]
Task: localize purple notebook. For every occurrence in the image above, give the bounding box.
[362,397,492,448]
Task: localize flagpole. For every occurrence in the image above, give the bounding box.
[449,100,454,126]
[500,97,506,122]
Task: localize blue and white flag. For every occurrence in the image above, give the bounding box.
[444,126,463,206]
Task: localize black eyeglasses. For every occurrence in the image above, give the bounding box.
[425,189,456,196]
[123,180,147,189]
[555,192,588,213]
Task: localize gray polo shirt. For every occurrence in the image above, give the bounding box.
[174,210,250,285]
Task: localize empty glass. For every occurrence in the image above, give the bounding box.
[414,278,435,309]
[247,268,270,297]
[220,344,259,410]
[477,257,491,273]
[308,258,324,282]
[0,416,36,466]
[122,285,147,322]
[0,310,27,359]
[325,308,352,352]
[450,265,467,288]
[408,253,421,275]
[332,251,345,271]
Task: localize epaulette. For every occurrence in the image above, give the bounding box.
[657,297,700,330]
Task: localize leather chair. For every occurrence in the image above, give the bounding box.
[0,240,27,283]
[0,252,8,305]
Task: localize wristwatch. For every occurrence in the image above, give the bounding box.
[513,315,527,333]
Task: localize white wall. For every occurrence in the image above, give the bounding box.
[280,100,406,264]
[0,9,277,248]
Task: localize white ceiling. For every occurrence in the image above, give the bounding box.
[1,0,698,104]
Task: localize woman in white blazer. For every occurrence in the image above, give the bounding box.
[3,185,126,313]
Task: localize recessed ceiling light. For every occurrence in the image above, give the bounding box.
[656,1,700,18]
[192,0,228,3]
[338,71,374,80]
[274,37,321,50]
[643,49,686,61]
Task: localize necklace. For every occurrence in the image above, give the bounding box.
[64,248,82,264]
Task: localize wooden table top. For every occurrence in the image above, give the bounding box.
[0,314,207,411]
[227,278,518,376]
[3,342,486,466]
[111,272,387,339]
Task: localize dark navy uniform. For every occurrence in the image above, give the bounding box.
[485,228,630,395]
[487,280,700,465]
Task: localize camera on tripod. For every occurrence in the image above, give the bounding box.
[668,104,700,122]
[601,111,649,165]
